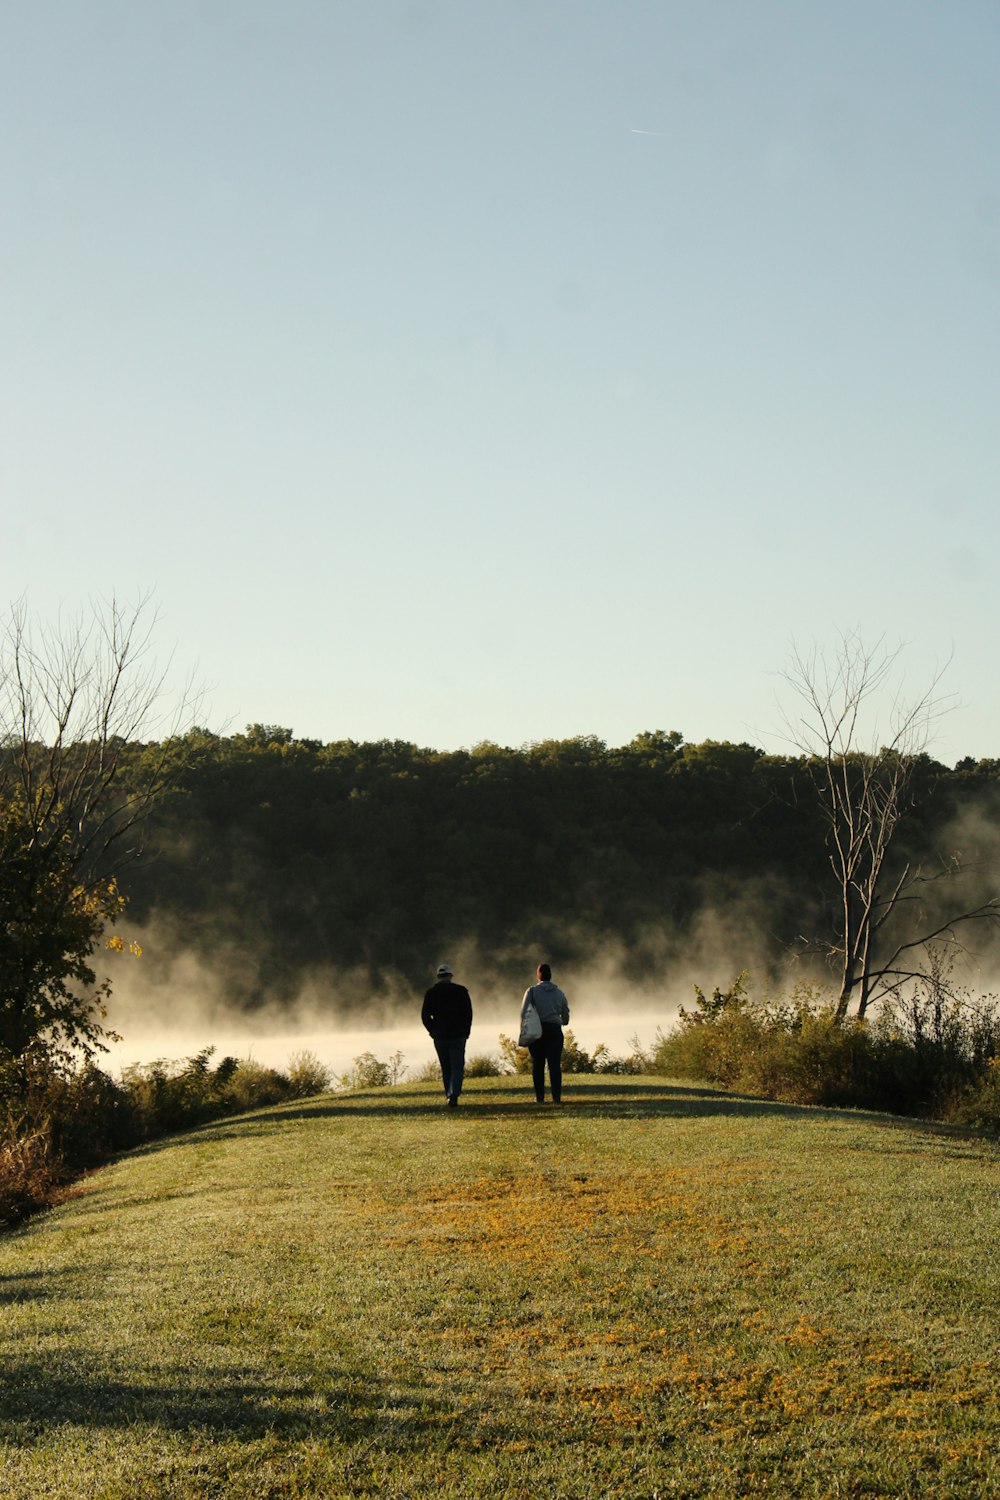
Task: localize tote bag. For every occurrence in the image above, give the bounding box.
[518,992,543,1046]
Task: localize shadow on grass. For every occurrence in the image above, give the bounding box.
[120,1078,987,1156]
[0,1351,485,1450]
[0,1268,76,1305]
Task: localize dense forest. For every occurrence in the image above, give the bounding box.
[115,725,1000,1014]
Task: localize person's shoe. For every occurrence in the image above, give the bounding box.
[447,1095,458,1107]
[535,1096,545,1104]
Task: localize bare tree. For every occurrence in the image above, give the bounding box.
[0,597,198,1061]
[782,632,1000,1020]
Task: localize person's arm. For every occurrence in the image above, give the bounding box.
[421,992,435,1033]
[559,989,570,1025]
[462,988,473,1037]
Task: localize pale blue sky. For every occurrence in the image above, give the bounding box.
[3,2,998,762]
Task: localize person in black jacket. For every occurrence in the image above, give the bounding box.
[421,963,473,1108]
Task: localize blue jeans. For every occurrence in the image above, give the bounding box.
[433,1036,467,1098]
[528,1023,564,1102]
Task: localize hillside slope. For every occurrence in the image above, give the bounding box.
[1,1077,998,1498]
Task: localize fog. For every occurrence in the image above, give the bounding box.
[97,913,791,1079]
[96,798,1000,1082]
[100,953,685,1080]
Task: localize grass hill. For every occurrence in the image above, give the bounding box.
[1,1076,998,1498]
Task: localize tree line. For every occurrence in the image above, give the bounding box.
[115,721,1000,1012]
[6,604,1000,1231]
[3,602,1000,1067]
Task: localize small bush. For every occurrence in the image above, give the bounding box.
[498,1034,532,1074]
[121,1048,240,1134]
[286,1050,333,1098]
[943,1057,1000,1132]
[649,970,1000,1121]
[592,1038,650,1075]
[465,1054,502,1078]
[223,1059,292,1112]
[0,1125,65,1227]
[498,1030,646,1076]
[338,1051,406,1091]
[51,1064,141,1163]
[562,1031,596,1073]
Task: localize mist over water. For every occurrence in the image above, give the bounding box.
[99,933,707,1078]
[99,807,1000,1083]
[99,1007,678,1081]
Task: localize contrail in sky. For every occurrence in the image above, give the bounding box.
[631,128,663,136]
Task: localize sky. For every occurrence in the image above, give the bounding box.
[3,1,998,764]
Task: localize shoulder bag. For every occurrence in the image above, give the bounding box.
[518,986,543,1046]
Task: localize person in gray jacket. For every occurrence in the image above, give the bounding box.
[521,962,570,1104]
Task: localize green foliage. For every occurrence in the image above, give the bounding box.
[561,1029,595,1073]
[652,972,1000,1121]
[948,1059,1000,1131]
[464,1053,503,1077]
[0,1044,334,1228]
[590,1036,651,1074]
[411,1048,510,1082]
[286,1049,333,1097]
[497,1034,532,1074]
[338,1051,407,1091]
[212,1058,291,1114]
[497,1030,650,1076]
[0,803,126,1063]
[120,1047,238,1133]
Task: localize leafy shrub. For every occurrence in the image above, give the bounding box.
[0,1125,64,1226]
[562,1031,596,1073]
[592,1036,650,1075]
[121,1048,243,1134]
[465,1054,503,1077]
[650,970,1000,1120]
[338,1051,406,1091]
[497,1034,532,1074]
[1,1051,140,1169]
[286,1049,333,1097]
[498,1030,647,1076]
[48,1063,141,1162]
[410,1049,502,1082]
[221,1059,291,1113]
[0,1039,337,1229]
[947,1058,1000,1132]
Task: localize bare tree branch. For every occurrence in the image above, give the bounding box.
[780,633,997,1019]
[0,596,201,1061]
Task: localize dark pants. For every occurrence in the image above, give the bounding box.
[433,1036,467,1098]
[528,1023,564,1102]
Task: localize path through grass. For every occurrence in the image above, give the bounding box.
[1,1076,998,1497]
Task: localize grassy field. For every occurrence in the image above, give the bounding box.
[1,1075,998,1499]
